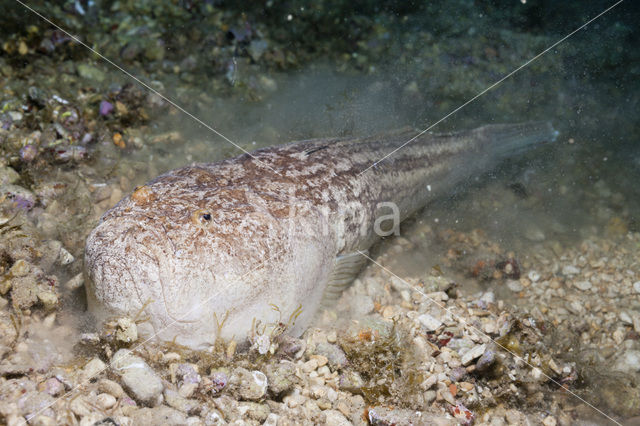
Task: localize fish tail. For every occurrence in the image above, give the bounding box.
[475,121,559,158]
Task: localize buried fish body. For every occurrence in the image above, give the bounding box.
[85,122,557,349]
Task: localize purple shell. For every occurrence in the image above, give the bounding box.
[99,100,114,116]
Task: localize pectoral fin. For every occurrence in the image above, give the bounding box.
[321,251,369,307]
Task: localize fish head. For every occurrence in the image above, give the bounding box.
[84,171,334,349]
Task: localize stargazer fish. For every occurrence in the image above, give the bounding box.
[85,122,557,349]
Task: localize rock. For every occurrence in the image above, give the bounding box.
[229,368,267,400]
[70,395,93,417]
[0,166,19,185]
[17,391,55,420]
[212,394,239,419]
[95,393,117,410]
[417,314,443,332]
[247,40,269,62]
[264,413,280,426]
[164,388,199,414]
[506,280,523,292]
[562,265,580,275]
[111,349,163,405]
[527,270,540,282]
[174,363,201,386]
[38,378,64,396]
[265,362,296,395]
[115,317,138,343]
[475,347,496,371]
[615,349,640,373]
[324,409,351,426]
[9,259,29,277]
[461,344,486,366]
[574,280,592,291]
[201,404,227,425]
[237,401,270,422]
[367,405,452,425]
[37,291,58,310]
[634,281,640,294]
[64,273,84,290]
[179,383,199,399]
[315,342,348,370]
[339,370,365,392]
[130,406,188,425]
[80,357,106,383]
[277,335,305,358]
[77,63,106,82]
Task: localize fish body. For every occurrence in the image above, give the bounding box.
[85,122,556,349]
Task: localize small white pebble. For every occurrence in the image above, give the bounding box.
[302,359,318,373]
[417,314,442,331]
[562,265,580,275]
[633,281,640,294]
[506,280,523,292]
[527,270,540,282]
[619,311,633,324]
[461,344,486,366]
[574,280,592,291]
[95,393,117,410]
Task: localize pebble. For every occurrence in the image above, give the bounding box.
[266,362,296,395]
[97,379,124,398]
[284,391,307,408]
[116,317,138,343]
[38,378,64,396]
[69,395,93,417]
[179,383,199,399]
[506,280,523,292]
[80,357,106,383]
[77,63,106,82]
[0,166,19,185]
[574,280,592,291]
[130,406,187,425]
[229,368,268,400]
[633,281,640,294]
[476,347,496,371]
[461,344,486,366]
[615,349,640,373]
[64,273,84,290]
[527,270,541,282]
[324,409,351,426]
[619,311,633,324]
[562,265,580,275]
[164,388,199,414]
[417,313,443,331]
[315,342,348,370]
[95,393,117,410]
[111,349,164,405]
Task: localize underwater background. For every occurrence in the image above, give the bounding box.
[0,0,639,424]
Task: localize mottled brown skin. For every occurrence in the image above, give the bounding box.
[85,123,555,349]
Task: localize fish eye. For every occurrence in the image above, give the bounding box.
[192,209,213,227]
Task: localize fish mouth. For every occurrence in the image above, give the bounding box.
[85,214,205,336]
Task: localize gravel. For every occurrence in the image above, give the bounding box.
[111,349,164,405]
